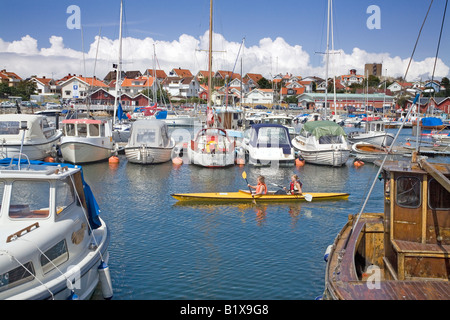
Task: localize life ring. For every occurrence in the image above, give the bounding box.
[206,141,218,153]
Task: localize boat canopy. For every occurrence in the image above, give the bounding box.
[421,117,443,126]
[0,114,53,141]
[301,120,347,139]
[129,119,170,148]
[0,158,102,229]
[249,123,292,154]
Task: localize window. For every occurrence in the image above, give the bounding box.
[65,124,76,136]
[77,124,87,137]
[56,178,75,215]
[0,262,35,292]
[40,240,69,274]
[89,124,100,137]
[319,135,343,144]
[396,176,421,208]
[136,129,156,144]
[428,178,450,210]
[9,181,50,219]
[0,121,20,135]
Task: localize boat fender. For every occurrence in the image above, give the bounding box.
[67,290,79,300]
[354,160,364,167]
[172,157,183,165]
[98,261,113,300]
[109,156,120,164]
[324,245,332,262]
[295,158,305,167]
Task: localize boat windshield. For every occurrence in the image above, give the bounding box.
[9,181,50,219]
[56,178,76,215]
[319,135,343,144]
[257,127,289,145]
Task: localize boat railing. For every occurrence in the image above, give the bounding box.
[9,153,31,170]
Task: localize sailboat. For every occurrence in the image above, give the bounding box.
[187,0,236,168]
[291,0,350,167]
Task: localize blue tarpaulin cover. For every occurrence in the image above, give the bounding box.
[421,117,443,127]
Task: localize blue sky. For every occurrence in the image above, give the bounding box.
[0,0,449,80]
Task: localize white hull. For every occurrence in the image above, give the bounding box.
[292,138,350,167]
[125,146,174,164]
[247,146,295,167]
[163,116,202,127]
[61,138,114,164]
[348,133,394,146]
[0,136,61,160]
[188,148,235,168]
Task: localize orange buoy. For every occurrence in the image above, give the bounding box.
[354,160,364,167]
[109,156,120,164]
[295,158,305,167]
[405,142,411,146]
[172,157,183,165]
[44,157,55,163]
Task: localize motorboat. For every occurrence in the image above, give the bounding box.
[0,114,62,161]
[0,158,112,300]
[187,127,236,168]
[291,120,350,167]
[347,121,395,146]
[244,124,295,167]
[124,119,175,164]
[351,142,410,163]
[162,110,202,127]
[60,119,116,164]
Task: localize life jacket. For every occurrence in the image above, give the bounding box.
[290,180,302,192]
[256,182,267,195]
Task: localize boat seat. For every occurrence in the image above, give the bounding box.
[392,239,450,256]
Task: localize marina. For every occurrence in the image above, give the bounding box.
[1,0,450,304]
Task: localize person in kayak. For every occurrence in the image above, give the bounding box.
[248,175,267,195]
[284,174,303,195]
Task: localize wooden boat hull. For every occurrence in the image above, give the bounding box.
[172,190,349,202]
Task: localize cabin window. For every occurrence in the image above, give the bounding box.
[396,176,421,208]
[0,262,35,292]
[136,129,156,144]
[77,124,87,137]
[319,135,343,144]
[9,181,50,219]
[428,178,450,210]
[89,124,100,137]
[40,240,69,274]
[56,178,75,215]
[65,124,76,136]
[258,127,289,145]
[0,121,20,135]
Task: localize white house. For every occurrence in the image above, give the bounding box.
[243,88,274,105]
[387,81,413,93]
[59,75,108,101]
[162,76,200,100]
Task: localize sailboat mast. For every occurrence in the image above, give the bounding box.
[113,0,124,125]
[208,0,213,110]
[324,0,331,119]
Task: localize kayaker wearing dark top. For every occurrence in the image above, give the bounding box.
[284,174,303,195]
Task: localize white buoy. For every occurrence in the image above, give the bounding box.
[98,261,113,300]
[323,245,332,262]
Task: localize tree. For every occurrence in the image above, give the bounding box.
[141,88,170,104]
[368,75,380,88]
[257,77,272,89]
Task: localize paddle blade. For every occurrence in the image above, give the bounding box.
[304,194,313,202]
[242,171,247,180]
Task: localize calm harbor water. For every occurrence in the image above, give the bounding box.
[83,126,449,300]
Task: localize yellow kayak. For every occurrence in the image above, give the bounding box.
[171,190,349,202]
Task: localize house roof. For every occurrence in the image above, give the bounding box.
[59,75,108,88]
[245,73,263,84]
[0,70,22,80]
[121,76,155,88]
[280,87,305,95]
[171,68,193,78]
[144,69,167,79]
[215,70,241,80]
[33,77,53,86]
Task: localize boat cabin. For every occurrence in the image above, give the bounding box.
[364,120,386,134]
[191,128,234,154]
[380,159,450,281]
[62,119,111,139]
[0,114,56,142]
[128,120,171,148]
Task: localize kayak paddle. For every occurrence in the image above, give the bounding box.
[242,171,256,204]
[270,183,313,202]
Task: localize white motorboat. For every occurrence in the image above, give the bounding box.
[0,114,62,160]
[244,123,295,167]
[124,119,175,164]
[292,120,350,167]
[0,158,112,300]
[162,111,202,127]
[60,119,116,164]
[347,120,395,146]
[187,128,236,168]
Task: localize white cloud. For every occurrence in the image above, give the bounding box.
[0,32,448,82]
